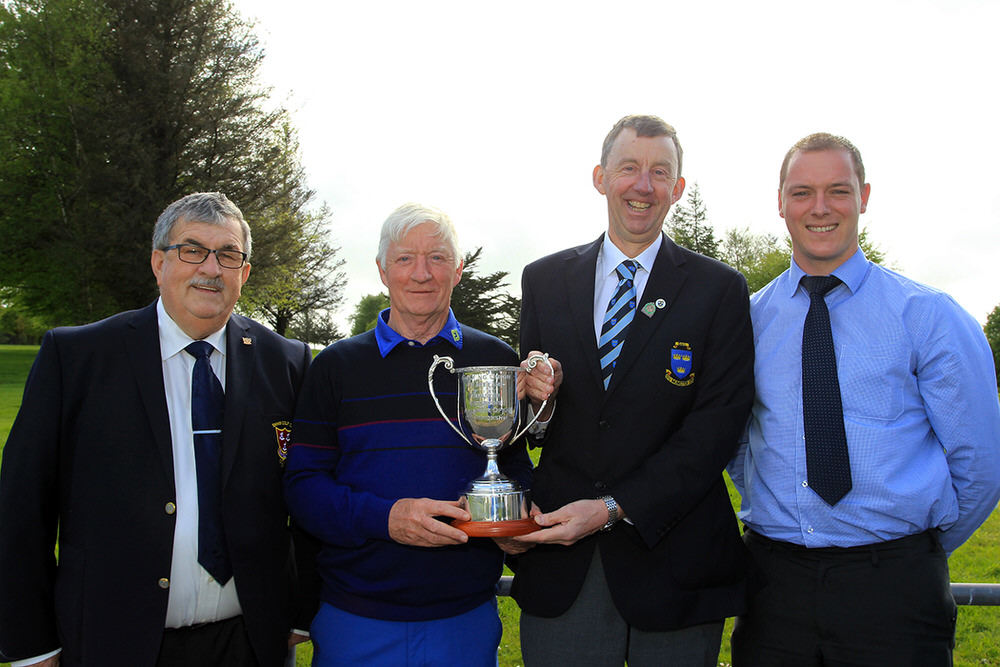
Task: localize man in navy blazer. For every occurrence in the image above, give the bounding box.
[511,116,755,665]
[0,193,315,667]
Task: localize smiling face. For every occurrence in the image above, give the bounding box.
[151,216,251,339]
[779,148,871,276]
[593,128,685,256]
[378,222,463,340]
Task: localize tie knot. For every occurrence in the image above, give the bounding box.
[801,275,841,297]
[185,341,214,360]
[616,260,639,282]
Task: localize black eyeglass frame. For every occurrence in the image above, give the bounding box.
[162,243,248,269]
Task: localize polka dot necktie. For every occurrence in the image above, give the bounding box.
[598,260,639,390]
[185,341,233,585]
[801,275,852,506]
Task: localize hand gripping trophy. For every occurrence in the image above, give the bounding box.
[428,353,553,536]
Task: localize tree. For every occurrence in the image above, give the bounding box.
[719,227,790,294]
[664,182,719,259]
[985,304,1000,391]
[349,293,389,337]
[0,0,335,329]
[237,201,347,336]
[0,288,47,344]
[287,308,342,348]
[450,247,520,349]
[237,127,348,337]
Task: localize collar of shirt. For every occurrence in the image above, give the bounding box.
[593,232,662,340]
[374,307,464,358]
[786,247,869,299]
[156,298,228,363]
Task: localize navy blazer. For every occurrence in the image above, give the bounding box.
[0,302,315,666]
[511,233,755,631]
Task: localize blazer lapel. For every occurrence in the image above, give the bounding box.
[124,303,174,481]
[605,234,689,396]
[222,316,254,487]
[563,237,604,390]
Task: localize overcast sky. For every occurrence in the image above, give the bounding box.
[232,0,1000,330]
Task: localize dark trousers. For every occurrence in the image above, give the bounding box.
[732,530,956,667]
[156,616,261,667]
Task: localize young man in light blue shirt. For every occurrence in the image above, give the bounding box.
[729,133,1000,666]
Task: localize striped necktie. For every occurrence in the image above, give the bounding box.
[185,341,232,585]
[598,260,639,390]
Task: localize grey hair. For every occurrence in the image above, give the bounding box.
[376,203,460,270]
[152,192,252,259]
[600,114,683,178]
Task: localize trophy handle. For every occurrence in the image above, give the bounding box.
[511,353,555,443]
[428,354,474,446]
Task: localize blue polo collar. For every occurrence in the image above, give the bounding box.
[374,308,464,357]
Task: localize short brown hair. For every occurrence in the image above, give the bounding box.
[780,133,865,190]
[601,115,683,178]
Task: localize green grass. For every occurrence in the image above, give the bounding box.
[1,345,998,667]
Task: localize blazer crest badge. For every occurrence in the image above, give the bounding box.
[273,420,292,466]
[666,342,695,387]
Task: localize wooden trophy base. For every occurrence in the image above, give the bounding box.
[452,518,541,537]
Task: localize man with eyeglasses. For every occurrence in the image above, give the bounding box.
[0,192,316,667]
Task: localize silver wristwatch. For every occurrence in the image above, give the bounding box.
[598,495,618,532]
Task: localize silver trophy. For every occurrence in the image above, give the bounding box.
[428,353,553,536]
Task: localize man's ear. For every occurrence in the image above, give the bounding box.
[593,164,606,195]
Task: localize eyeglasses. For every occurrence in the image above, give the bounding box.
[162,244,248,269]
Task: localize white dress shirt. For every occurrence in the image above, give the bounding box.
[157,299,243,628]
[592,233,661,343]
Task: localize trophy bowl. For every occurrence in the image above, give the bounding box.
[428,353,552,536]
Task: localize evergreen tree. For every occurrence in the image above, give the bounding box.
[0,0,342,329]
[664,182,719,259]
[450,247,520,349]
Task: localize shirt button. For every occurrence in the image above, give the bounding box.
[407,341,415,346]
[802,480,809,488]
[807,526,814,534]
[164,502,176,515]
[158,578,170,589]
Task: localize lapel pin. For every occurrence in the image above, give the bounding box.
[242,337,252,345]
[655,298,666,309]
[641,302,656,318]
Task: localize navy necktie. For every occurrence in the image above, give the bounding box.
[185,341,232,585]
[801,275,852,506]
[598,260,639,390]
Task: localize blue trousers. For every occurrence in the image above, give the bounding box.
[311,599,501,667]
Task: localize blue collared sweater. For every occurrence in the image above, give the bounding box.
[284,324,531,621]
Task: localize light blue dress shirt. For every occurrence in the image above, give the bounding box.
[729,249,1000,554]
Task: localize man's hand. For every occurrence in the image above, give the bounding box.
[513,499,615,547]
[518,351,562,420]
[492,535,535,555]
[24,656,60,667]
[388,498,471,547]
[288,631,311,648]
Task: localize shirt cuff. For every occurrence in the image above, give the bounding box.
[527,400,555,435]
[12,648,61,667]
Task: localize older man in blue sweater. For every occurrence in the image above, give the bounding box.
[284,203,539,666]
